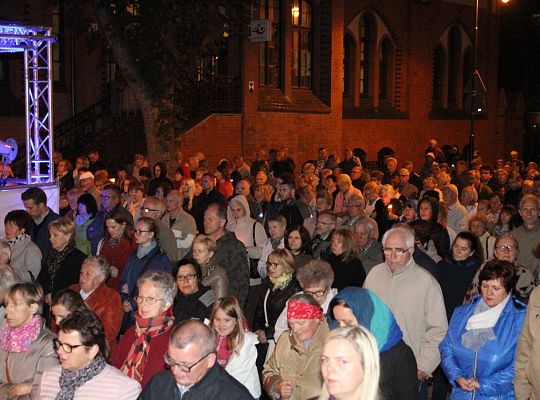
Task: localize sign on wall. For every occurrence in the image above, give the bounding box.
[250,20,271,42]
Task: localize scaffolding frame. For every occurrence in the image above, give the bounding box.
[0,22,56,184]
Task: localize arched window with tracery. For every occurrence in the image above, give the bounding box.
[359,12,376,100]
[343,34,355,97]
[379,37,394,101]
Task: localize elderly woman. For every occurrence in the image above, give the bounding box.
[465,233,535,303]
[254,249,301,354]
[4,210,41,282]
[274,259,337,340]
[319,326,380,400]
[263,293,329,400]
[437,231,482,320]
[440,260,527,399]
[469,214,496,261]
[191,235,229,300]
[69,256,123,354]
[285,225,314,269]
[119,217,172,330]
[173,259,214,323]
[98,209,137,291]
[38,219,86,311]
[333,174,363,216]
[328,287,418,400]
[37,310,141,399]
[113,270,177,387]
[0,283,58,398]
[322,229,365,291]
[74,193,98,256]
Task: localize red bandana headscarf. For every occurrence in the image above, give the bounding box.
[287,301,323,321]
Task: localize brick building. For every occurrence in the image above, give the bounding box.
[0,0,526,171]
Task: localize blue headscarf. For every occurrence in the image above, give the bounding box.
[327,287,403,352]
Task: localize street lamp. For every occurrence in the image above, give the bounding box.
[468,0,510,167]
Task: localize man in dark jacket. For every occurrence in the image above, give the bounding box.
[191,173,226,233]
[138,320,252,400]
[204,203,249,308]
[21,187,59,259]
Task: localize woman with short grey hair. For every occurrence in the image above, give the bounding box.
[112,270,176,387]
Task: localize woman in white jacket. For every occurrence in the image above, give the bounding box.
[210,296,261,399]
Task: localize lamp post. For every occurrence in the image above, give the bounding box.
[468,0,510,167]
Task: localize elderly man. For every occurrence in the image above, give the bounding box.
[512,194,540,273]
[364,227,448,397]
[441,184,469,233]
[141,197,178,263]
[139,319,252,399]
[79,171,101,205]
[21,187,59,259]
[396,168,419,200]
[311,211,336,258]
[353,218,383,275]
[204,203,249,307]
[338,194,378,237]
[162,190,197,260]
[69,256,123,353]
[87,184,133,254]
[333,174,363,216]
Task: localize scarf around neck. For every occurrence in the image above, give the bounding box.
[270,273,293,290]
[7,233,29,247]
[0,314,42,353]
[55,355,106,400]
[47,239,76,279]
[121,307,174,383]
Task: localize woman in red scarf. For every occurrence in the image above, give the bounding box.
[112,270,176,387]
[98,210,137,291]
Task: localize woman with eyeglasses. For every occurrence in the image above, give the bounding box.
[38,309,141,399]
[118,217,172,331]
[98,209,138,292]
[173,259,214,323]
[253,249,301,362]
[464,233,535,304]
[113,270,176,388]
[0,282,58,398]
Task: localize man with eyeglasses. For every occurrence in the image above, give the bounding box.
[139,319,252,399]
[87,184,133,255]
[140,197,178,263]
[512,194,540,274]
[364,227,447,399]
[311,211,337,258]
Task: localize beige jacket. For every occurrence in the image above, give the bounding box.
[0,325,58,400]
[263,322,329,400]
[515,286,540,399]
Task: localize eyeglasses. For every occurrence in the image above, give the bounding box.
[304,288,328,298]
[53,338,85,353]
[164,352,211,373]
[133,229,151,235]
[266,262,281,269]
[495,244,516,252]
[176,274,197,281]
[141,207,160,213]
[383,247,411,256]
[134,295,164,305]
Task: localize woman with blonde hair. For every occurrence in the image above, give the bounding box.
[191,234,229,300]
[210,296,260,399]
[320,325,380,400]
[180,177,196,212]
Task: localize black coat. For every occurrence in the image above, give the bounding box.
[173,287,212,323]
[38,248,86,296]
[138,363,253,400]
[30,209,59,260]
[253,276,301,340]
[322,252,366,291]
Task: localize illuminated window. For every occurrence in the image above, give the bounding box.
[291,0,311,88]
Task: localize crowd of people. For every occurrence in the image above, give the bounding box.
[0,141,538,399]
